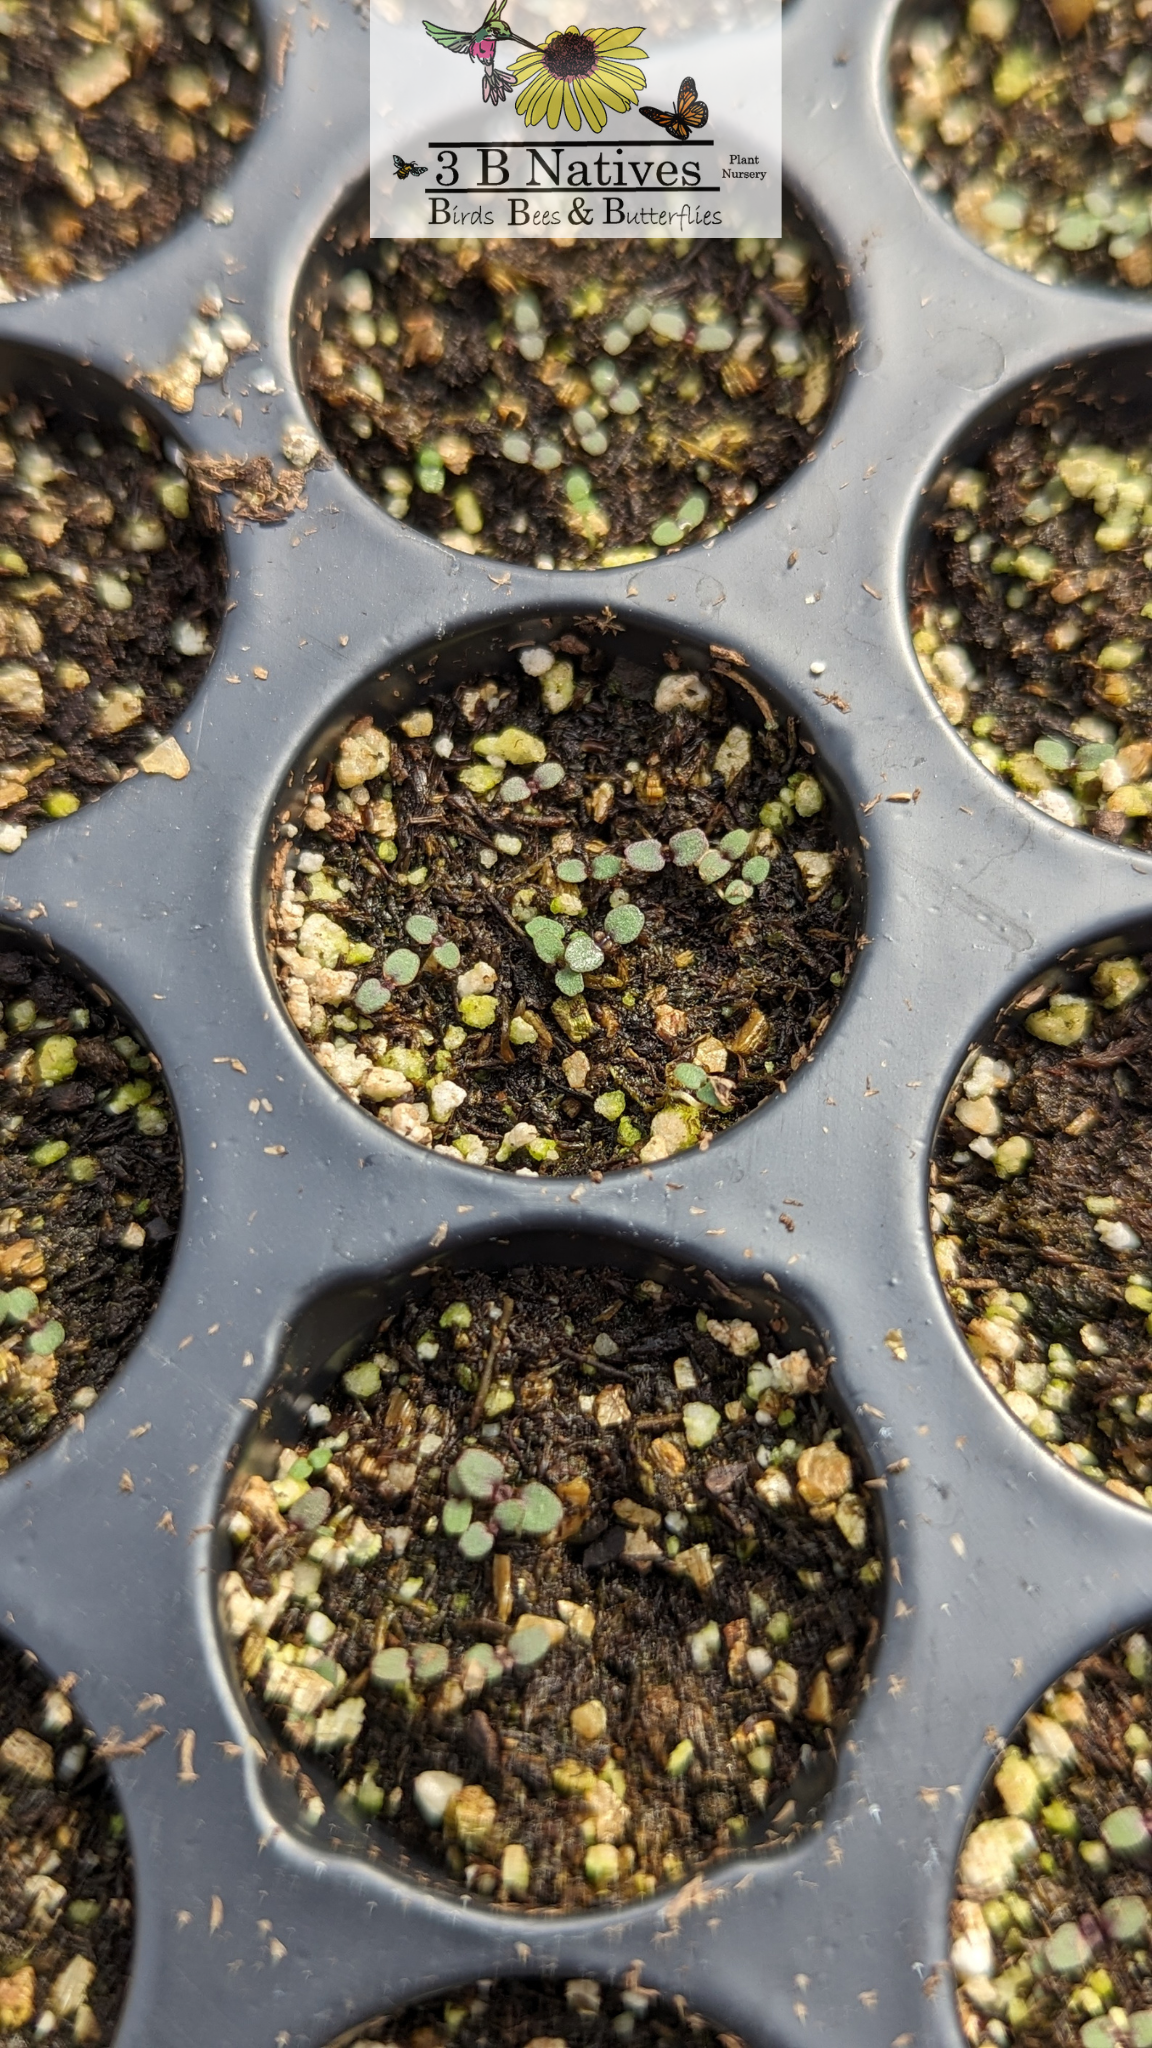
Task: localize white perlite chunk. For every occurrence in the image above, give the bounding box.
[335,724,390,788]
[958,1817,1037,1898]
[654,670,710,713]
[413,1769,463,1826]
[518,646,553,676]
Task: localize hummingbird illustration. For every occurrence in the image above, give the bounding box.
[422,0,537,105]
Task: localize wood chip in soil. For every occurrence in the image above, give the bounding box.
[302,218,841,567]
[0,949,181,1473]
[0,1636,133,2044]
[932,942,1152,1506]
[226,1264,882,1910]
[912,363,1152,845]
[892,0,1152,292]
[270,634,859,1176]
[954,1626,1152,2048]
[0,0,262,299]
[0,388,224,846]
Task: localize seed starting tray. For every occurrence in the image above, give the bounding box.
[1,2,1151,2045]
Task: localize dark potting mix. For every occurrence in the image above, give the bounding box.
[0,950,180,1473]
[269,634,858,1175]
[892,0,1152,291]
[326,1977,733,2048]
[0,0,263,300]
[0,388,225,847]
[224,1266,882,1909]
[0,1636,132,2043]
[953,1628,1152,2048]
[932,942,1152,1504]
[302,224,840,568]
[912,367,1152,843]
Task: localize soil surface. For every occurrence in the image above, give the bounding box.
[270,631,859,1176]
[303,220,841,568]
[0,1636,133,2045]
[932,944,1152,1507]
[0,949,181,1473]
[912,366,1152,845]
[0,386,224,847]
[954,1628,1152,2048]
[227,1266,882,1910]
[0,0,262,299]
[892,0,1152,291]
[331,1977,736,2048]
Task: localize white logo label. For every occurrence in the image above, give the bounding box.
[370,0,781,239]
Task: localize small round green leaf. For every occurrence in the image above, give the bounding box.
[432,941,461,970]
[554,967,585,997]
[697,850,732,884]
[533,762,565,790]
[565,932,604,974]
[442,1497,473,1536]
[525,916,566,964]
[410,1643,450,1686]
[383,948,421,986]
[724,879,753,904]
[493,1497,527,1535]
[674,1062,706,1090]
[624,839,664,873]
[371,1647,412,1690]
[509,1622,554,1668]
[670,828,708,866]
[604,904,644,946]
[742,856,771,885]
[459,1522,495,1560]
[556,859,587,883]
[591,853,622,880]
[501,776,531,803]
[718,828,752,859]
[28,1319,64,1356]
[405,914,438,945]
[451,1447,506,1501]
[519,1480,563,1535]
[355,978,391,1013]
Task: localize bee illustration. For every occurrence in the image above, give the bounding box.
[393,154,429,179]
[639,75,708,142]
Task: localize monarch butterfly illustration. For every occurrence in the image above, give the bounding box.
[639,75,708,141]
[393,154,429,179]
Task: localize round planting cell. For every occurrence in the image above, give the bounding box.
[890,0,1152,292]
[297,196,845,569]
[322,1977,731,2048]
[223,1261,882,1909]
[909,352,1152,844]
[0,937,181,1474]
[0,0,263,300]
[269,622,860,1175]
[931,930,1152,1507]
[0,1632,133,2041]
[952,1624,1152,2048]
[0,350,226,847]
